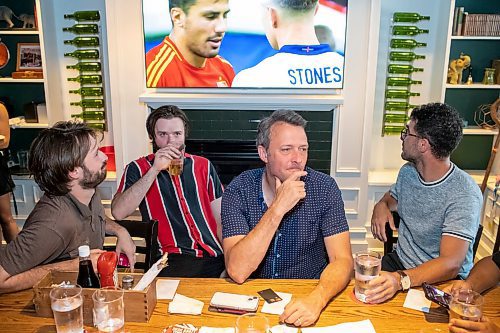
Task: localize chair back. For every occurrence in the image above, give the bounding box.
[472,224,483,259]
[104,219,159,271]
[383,211,400,255]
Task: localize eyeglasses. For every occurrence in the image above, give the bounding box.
[400,127,420,141]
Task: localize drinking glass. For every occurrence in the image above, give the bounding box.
[50,284,84,333]
[167,158,184,176]
[354,251,381,303]
[449,289,483,322]
[235,313,269,333]
[167,144,185,176]
[92,287,125,333]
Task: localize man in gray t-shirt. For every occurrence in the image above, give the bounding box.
[367,103,483,304]
[0,122,136,294]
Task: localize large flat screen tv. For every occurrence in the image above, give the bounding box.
[142,0,347,89]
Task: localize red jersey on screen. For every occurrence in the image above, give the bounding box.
[145,36,235,88]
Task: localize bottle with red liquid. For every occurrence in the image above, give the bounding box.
[97,252,118,288]
[77,245,100,288]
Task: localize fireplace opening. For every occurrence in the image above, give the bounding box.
[186,139,264,186]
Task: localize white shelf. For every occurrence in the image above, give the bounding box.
[451,36,500,40]
[446,84,500,89]
[10,123,48,129]
[368,169,494,187]
[463,126,498,135]
[0,78,44,83]
[0,29,39,35]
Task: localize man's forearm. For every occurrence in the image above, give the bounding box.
[225,207,284,283]
[466,256,500,293]
[405,256,463,287]
[310,257,353,308]
[0,259,78,294]
[105,218,128,237]
[111,168,159,220]
[378,192,398,212]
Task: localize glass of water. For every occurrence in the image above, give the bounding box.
[449,289,483,322]
[92,287,125,333]
[50,284,84,333]
[235,313,270,333]
[354,251,381,303]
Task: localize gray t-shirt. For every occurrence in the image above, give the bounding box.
[0,192,106,275]
[390,163,483,279]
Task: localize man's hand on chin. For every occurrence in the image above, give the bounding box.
[364,271,401,304]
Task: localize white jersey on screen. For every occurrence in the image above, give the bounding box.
[232,44,344,88]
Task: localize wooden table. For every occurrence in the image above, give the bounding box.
[0,278,498,332]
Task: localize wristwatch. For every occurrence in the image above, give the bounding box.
[397,270,411,291]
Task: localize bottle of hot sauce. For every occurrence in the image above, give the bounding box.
[97,252,118,288]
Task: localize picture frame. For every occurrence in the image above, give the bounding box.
[16,43,42,71]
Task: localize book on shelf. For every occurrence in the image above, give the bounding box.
[453,9,500,36]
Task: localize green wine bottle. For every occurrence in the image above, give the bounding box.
[69,87,104,97]
[383,125,405,135]
[392,25,429,36]
[390,39,427,49]
[393,12,430,23]
[70,99,104,108]
[64,37,100,47]
[64,49,99,60]
[388,64,424,74]
[63,24,99,34]
[85,122,106,131]
[389,52,425,62]
[67,75,102,84]
[71,111,105,120]
[64,11,100,21]
[384,113,408,123]
[66,62,101,72]
[385,90,420,99]
[387,77,422,86]
[385,101,417,111]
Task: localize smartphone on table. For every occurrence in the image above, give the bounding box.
[208,292,259,314]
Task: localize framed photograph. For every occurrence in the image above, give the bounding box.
[16,43,42,71]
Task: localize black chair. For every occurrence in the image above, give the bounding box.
[384,212,483,259]
[383,212,400,255]
[104,219,159,271]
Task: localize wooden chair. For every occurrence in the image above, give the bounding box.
[104,219,159,271]
[383,212,483,259]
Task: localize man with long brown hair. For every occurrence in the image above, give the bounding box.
[0,121,135,293]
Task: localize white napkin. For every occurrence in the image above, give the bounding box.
[301,319,376,333]
[156,279,180,300]
[270,324,299,333]
[403,289,432,313]
[261,292,293,315]
[168,293,204,315]
[199,327,235,333]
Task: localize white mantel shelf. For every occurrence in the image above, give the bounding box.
[139,90,344,111]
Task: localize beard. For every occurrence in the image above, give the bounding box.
[79,163,107,189]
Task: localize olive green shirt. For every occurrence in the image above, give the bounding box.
[0,191,106,275]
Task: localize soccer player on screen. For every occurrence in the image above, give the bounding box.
[232,0,344,88]
[145,0,235,88]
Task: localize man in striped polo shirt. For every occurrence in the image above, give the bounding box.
[112,105,225,277]
[145,0,235,88]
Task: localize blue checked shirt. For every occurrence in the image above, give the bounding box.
[221,167,348,279]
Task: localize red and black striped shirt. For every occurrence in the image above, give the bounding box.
[117,153,224,258]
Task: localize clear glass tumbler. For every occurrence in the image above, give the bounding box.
[92,287,125,333]
[235,313,269,333]
[50,284,84,333]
